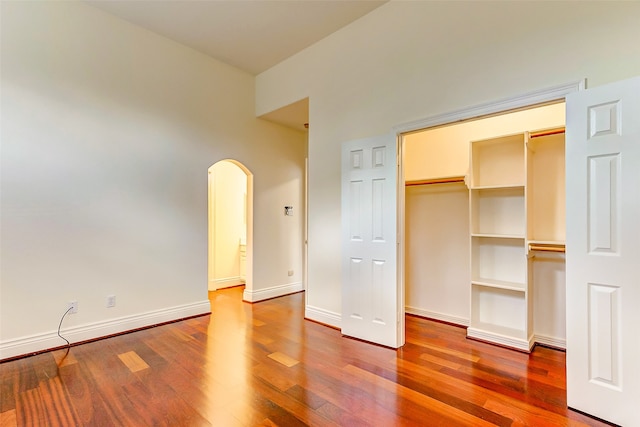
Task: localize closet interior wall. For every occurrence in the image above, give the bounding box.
[405,179,470,325]
[527,130,566,349]
[403,103,567,349]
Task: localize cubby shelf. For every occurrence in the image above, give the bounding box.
[471,280,526,293]
[470,133,525,189]
[470,187,525,237]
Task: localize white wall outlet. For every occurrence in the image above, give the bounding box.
[68,300,78,314]
[284,206,293,216]
[106,294,116,308]
[288,270,294,277]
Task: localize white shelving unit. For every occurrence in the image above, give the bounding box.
[467,133,533,351]
[467,128,566,352]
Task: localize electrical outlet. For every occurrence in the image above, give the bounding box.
[288,270,294,277]
[68,300,78,314]
[106,295,116,308]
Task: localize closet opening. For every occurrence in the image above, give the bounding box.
[401,101,566,352]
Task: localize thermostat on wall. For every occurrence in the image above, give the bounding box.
[284,206,293,216]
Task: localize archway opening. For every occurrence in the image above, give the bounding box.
[208,160,253,295]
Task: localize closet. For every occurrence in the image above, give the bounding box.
[404,103,566,352]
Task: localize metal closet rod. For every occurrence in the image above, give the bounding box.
[529,244,565,253]
[529,127,565,139]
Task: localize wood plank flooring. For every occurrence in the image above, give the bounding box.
[0,287,612,426]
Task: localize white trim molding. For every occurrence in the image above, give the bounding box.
[0,301,211,361]
[534,334,566,350]
[467,328,535,352]
[405,306,469,327]
[305,305,341,329]
[394,80,585,135]
[242,281,303,303]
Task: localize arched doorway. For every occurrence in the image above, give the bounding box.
[208,160,253,295]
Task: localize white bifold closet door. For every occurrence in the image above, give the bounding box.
[341,133,403,348]
[566,76,640,426]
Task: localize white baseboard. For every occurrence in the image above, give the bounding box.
[0,300,211,361]
[305,305,341,329]
[242,282,303,303]
[467,327,534,352]
[212,276,243,290]
[405,306,469,327]
[534,334,566,350]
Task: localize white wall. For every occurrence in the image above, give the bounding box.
[255,1,640,326]
[0,1,306,358]
[405,183,469,325]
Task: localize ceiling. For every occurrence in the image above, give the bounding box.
[86,0,386,131]
[86,0,387,76]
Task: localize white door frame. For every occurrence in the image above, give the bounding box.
[393,81,584,136]
[303,156,309,314]
[392,79,584,337]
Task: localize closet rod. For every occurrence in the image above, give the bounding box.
[529,244,565,253]
[405,176,465,187]
[529,127,565,139]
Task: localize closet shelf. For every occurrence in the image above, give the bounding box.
[405,176,466,186]
[470,184,525,191]
[472,280,526,293]
[471,233,526,240]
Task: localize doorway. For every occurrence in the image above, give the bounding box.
[208,160,253,294]
[341,82,582,349]
[402,102,566,350]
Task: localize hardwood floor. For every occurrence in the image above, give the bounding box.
[1,287,612,426]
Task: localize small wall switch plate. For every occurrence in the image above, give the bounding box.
[284,206,293,216]
[106,295,116,308]
[288,270,294,277]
